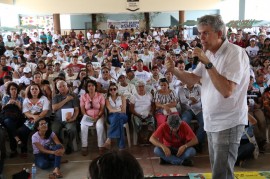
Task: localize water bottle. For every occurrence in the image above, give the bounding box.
[31,164,36,179]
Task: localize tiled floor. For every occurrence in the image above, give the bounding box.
[2,134,270,179]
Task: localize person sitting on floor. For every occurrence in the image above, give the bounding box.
[149,114,198,166]
[236,113,257,167]
[32,118,65,178]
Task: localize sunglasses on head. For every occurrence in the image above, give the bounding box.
[109,88,117,91]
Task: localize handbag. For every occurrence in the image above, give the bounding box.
[244,130,259,159]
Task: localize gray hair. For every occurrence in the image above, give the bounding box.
[56,80,68,89]
[197,14,227,40]
[167,114,181,129]
[136,81,146,87]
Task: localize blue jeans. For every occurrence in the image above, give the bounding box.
[182,110,205,144]
[34,144,63,169]
[154,146,196,165]
[17,125,32,153]
[3,118,20,151]
[237,139,255,164]
[108,113,128,149]
[207,125,244,179]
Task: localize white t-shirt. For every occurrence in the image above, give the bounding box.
[22,96,50,114]
[139,54,153,68]
[130,93,152,116]
[134,70,151,82]
[19,76,32,85]
[97,78,116,91]
[193,39,249,132]
[245,46,259,58]
[117,83,137,100]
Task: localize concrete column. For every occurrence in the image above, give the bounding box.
[239,0,245,20]
[179,11,185,25]
[53,14,61,34]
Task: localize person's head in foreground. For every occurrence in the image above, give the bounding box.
[89,150,144,179]
[167,114,181,132]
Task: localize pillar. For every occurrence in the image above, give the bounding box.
[53,14,61,34]
[179,11,185,26]
[239,0,245,20]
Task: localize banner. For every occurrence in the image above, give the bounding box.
[189,171,270,179]
[107,20,140,29]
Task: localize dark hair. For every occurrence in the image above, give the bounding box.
[89,150,144,179]
[84,79,97,93]
[34,118,52,139]
[76,69,86,80]
[106,82,118,98]
[3,75,12,81]
[6,82,20,97]
[159,78,169,84]
[27,83,44,99]
[175,60,185,67]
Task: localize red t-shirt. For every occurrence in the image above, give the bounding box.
[153,121,196,148]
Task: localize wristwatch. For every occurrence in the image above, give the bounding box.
[205,62,213,69]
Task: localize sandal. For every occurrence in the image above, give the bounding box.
[17,139,22,148]
[53,172,63,178]
[102,139,111,150]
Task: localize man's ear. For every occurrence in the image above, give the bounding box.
[217,30,223,39]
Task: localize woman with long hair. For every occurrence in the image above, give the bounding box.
[17,83,50,158]
[25,71,52,101]
[32,118,65,178]
[104,83,128,150]
[73,68,87,91]
[85,62,98,79]
[1,82,24,158]
[153,78,178,127]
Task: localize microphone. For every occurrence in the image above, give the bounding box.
[193,56,199,65]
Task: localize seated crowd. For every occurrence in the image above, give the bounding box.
[0,26,269,176]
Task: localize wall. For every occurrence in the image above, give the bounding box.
[14,0,220,14]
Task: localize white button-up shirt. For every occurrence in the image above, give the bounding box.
[193,39,250,132]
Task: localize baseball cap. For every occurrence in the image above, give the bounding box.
[54,60,61,65]
[23,67,31,73]
[250,38,256,41]
[47,53,53,58]
[167,114,181,129]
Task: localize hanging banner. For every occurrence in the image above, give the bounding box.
[126,0,140,11]
[107,20,140,29]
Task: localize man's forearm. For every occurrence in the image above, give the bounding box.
[172,67,200,86]
[52,98,68,111]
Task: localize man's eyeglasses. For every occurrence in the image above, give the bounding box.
[102,71,109,74]
[110,88,117,91]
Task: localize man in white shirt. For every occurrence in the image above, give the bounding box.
[5,35,15,57]
[166,15,249,179]
[134,59,151,83]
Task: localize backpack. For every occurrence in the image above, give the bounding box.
[1,104,23,120]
